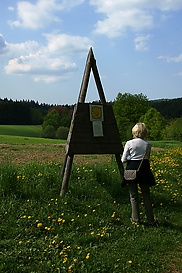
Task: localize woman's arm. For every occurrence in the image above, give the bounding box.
[121,142,130,163]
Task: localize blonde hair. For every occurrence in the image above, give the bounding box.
[132,123,148,139]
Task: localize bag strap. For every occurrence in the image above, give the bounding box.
[137,145,148,172]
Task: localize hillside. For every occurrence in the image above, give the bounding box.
[148,97,182,118]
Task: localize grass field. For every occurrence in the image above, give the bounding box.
[0,136,182,272]
[0,125,42,138]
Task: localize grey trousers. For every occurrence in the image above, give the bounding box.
[128,182,155,224]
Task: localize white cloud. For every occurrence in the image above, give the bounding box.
[158,54,182,63]
[5,57,31,74]
[8,0,85,30]
[158,54,182,77]
[4,53,77,82]
[44,33,93,54]
[89,0,182,38]
[3,33,93,83]
[92,7,153,38]
[0,34,7,54]
[134,34,151,51]
[6,40,40,57]
[8,6,14,11]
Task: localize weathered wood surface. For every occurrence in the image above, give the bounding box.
[66,103,123,155]
[60,47,123,196]
[78,48,106,104]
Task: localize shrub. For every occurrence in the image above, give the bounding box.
[41,125,55,139]
[55,126,69,140]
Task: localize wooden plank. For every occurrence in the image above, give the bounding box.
[66,102,123,155]
[68,143,123,155]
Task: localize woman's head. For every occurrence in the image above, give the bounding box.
[132,123,148,139]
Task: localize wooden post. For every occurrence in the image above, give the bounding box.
[60,155,74,196]
[60,50,93,196]
[61,153,68,176]
[92,55,106,104]
[78,48,92,103]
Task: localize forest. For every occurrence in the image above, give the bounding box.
[0,95,181,141]
[0,98,73,126]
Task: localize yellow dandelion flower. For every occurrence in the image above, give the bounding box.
[63,257,68,263]
[128,260,132,264]
[37,223,43,228]
[45,227,51,230]
[68,265,73,270]
[86,253,90,259]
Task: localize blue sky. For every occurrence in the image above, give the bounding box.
[0,0,182,105]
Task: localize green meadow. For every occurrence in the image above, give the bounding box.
[0,131,181,272]
[0,125,42,138]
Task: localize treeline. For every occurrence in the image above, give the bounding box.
[0,97,182,125]
[113,93,182,141]
[149,98,182,119]
[0,96,182,141]
[0,98,73,126]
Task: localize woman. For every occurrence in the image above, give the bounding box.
[121,123,157,226]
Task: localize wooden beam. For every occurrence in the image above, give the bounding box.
[60,155,74,196]
[78,48,92,103]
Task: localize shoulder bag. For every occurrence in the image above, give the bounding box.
[124,148,148,181]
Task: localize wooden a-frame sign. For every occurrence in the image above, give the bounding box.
[60,47,124,196]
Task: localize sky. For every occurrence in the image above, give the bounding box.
[0,0,182,105]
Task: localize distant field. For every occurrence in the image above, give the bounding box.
[0,125,42,137]
[151,140,182,148]
[0,134,66,145]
